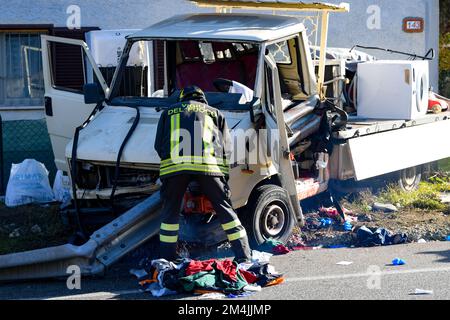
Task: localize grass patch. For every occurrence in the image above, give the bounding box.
[379,182,448,211]
[0,203,72,255]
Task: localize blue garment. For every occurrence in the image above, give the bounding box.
[356,226,407,247]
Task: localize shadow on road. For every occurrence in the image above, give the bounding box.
[417,249,450,263]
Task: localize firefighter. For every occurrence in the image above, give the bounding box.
[154,86,252,262]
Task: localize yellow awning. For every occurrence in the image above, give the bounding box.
[191,0,350,12]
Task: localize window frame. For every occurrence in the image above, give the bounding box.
[0,26,51,109]
[266,40,293,66]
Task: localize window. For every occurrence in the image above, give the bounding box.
[267,40,292,65]
[0,32,45,107]
[47,28,100,94]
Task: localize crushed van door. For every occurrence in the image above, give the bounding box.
[41,35,110,172]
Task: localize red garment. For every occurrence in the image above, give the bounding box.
[240,270,258,284]
[185,259,238,282]
[273,244,290,255]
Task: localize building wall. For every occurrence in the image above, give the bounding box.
[327,0,440,91]
[0,0,440,94]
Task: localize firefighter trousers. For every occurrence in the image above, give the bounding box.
[158,174,252,262]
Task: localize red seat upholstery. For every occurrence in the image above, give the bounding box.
[176,60,246,91]
[240,54,258,90]
[176,41,258,91]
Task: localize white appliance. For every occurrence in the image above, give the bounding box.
[85,29,154,93]
[85,29,148,67]
[357,60,429,120]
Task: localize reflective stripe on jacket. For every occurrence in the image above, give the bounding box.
[154,100,232,178]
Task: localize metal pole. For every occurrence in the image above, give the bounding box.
[317,11,330,101]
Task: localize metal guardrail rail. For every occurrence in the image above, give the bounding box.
[0,191,162,282]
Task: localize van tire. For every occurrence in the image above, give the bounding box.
[397,166,422,192]
[242,185,295,247]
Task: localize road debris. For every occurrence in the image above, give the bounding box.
[414,289,434,295]
[319,206,353,220]
[336,261,353,266]
[372,202,398,213]
[132,257,284,298]
[343,221,353,232]
[251,250,273,264]
[356,226,408,247]
[198,292,226,300]
[391,258,406,266]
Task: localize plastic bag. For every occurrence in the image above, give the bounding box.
[52,170,72,204]
[5,159,55,207]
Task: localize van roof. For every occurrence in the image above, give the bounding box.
[127,13,305,42]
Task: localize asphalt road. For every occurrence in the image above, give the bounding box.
[0,242,449,300]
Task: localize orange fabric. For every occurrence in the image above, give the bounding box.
[265,277,285,287]
[139,279,157,286]
[194,289,223,295]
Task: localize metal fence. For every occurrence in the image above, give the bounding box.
[0,118,57,194]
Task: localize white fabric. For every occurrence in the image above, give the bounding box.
[229,81,254,104]
[251,250,272,264]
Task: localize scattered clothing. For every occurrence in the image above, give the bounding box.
[185,259,237,282]
[305,217,323,231]
[391,258,406,266]
[343,221,353,232]
[245,263,283,288]
[240,269,259,284]
[198,292,226,300]
[229,81,254,104]
[132,257,283,297]
[257,239,284,253]
[251,250,273,264]
[227,292,255,299]
[320,207,352,219]
[273,244,290,255]
[287,234,306,248]
[356,226,408,247]
[136,259,189,297]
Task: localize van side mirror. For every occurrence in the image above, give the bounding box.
[83,83,105,104]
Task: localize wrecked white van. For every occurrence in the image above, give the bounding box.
[40,2,450,245]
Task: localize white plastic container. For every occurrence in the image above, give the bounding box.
[357,60,429,120]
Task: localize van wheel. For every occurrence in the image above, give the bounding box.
[243,185,295,247]
[398,166,422,192]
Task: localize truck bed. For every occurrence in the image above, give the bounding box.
[333,110,450,181]
[335,111,450,140]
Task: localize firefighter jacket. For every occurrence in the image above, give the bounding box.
[154,100,232,179]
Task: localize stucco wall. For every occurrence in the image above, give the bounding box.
[0,0,440,89]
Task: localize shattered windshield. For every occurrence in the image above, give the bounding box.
[109,40,260,111]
